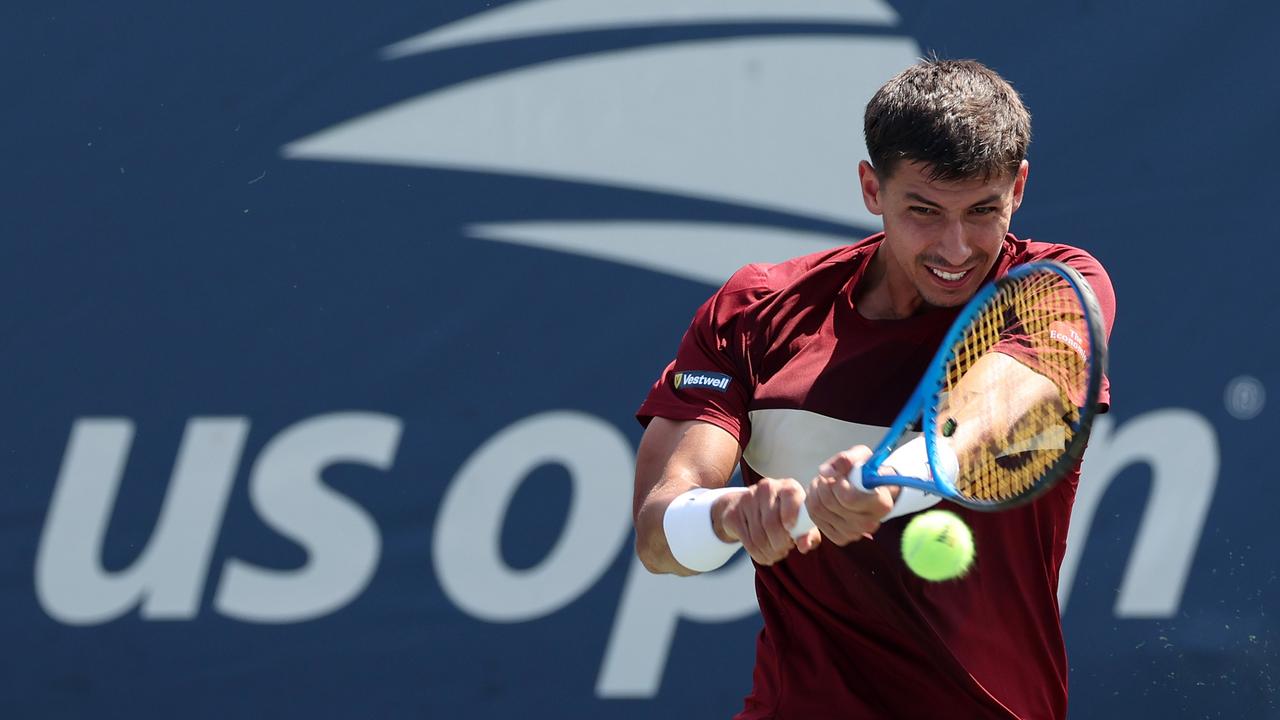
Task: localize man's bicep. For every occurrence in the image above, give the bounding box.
[633,418,741,518]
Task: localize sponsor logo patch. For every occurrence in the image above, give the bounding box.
[1049,321,1088,361]
[673,371,732,392]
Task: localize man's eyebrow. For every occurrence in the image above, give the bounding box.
[904,192,1002,208]
[904,192,942,208]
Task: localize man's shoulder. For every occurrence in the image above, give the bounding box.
[1007,236,1107,270]
[1005,236,1116,323]
[721,235,880,298]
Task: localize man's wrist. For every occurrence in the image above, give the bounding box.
[708,491,738,543]
[663,487,748,572]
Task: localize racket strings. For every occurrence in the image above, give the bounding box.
[940,270,1090,503]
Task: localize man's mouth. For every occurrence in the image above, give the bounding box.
[926,265,971,285]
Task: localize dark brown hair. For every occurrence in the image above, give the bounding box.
[864,58,1031,182]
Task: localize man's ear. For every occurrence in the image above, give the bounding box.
[1010,160,1030,213]
[859,160,884,216]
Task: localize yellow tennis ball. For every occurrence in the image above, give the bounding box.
[901,510,975,581]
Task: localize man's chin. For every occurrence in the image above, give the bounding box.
[915,288,975,311]
[916,274,981,309]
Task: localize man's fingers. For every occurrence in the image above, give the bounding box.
[812,471,870,514]
[830,472,875,507]
[818,454,855,482]
[761,479,810,563]
[819,451,880,501]
[795,527,823,553]
[818,445,875,480]
[804,470,889,546]
[777,484,808,535]
[760,486,796,552]
[719,477,820,564]
[739,508,773,563]
[729,481,804,565]
[804,479,857,545]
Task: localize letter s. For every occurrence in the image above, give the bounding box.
[213,412,402,623]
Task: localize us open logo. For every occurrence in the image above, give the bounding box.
[281,0,924,282]
[264,1,1223,705]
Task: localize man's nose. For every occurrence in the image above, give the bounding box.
[936,221,972,266]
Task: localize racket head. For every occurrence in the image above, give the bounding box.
[921,261,1108,510]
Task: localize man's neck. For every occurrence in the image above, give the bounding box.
[854,247,928,320]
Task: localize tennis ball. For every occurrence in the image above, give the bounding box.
[901,510,975,581]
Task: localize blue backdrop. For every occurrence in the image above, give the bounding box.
[3,1,1277,717]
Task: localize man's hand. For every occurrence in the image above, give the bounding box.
[805,445,898,545]
[712,478,823,565]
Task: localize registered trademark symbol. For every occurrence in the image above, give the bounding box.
[1224,375,1265,420]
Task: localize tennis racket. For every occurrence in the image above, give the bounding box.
[790,260,1107,534]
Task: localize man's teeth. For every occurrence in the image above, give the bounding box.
[930,267,967,281]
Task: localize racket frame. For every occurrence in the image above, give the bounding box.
[860,261,1108,510]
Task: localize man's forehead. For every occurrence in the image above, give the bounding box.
[887,162,1015,198]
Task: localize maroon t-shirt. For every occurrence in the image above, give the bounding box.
[638,234,1116,720]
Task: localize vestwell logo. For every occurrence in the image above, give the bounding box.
[673,371,732,392]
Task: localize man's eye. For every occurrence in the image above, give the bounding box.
[971,206,997,216]
[910,206,936,216]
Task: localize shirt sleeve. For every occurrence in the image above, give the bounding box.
[996,246,1116,412]
[636,264,766,444]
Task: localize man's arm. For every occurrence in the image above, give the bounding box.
[633,418,821,574]
[945,350,1067,461]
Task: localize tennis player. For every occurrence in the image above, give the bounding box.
[634,59,1116,719]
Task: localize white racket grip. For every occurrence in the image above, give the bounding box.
[932,439,960,486]
[849,460,871,493]
[877,437,956,521]
[880,436,958,485]
[790,502,816,539]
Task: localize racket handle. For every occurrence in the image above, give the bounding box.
[790,502,816,538]
[849,461,871,493]
[857,438,956,490]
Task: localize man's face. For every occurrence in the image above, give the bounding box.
[860,159,1028,311]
